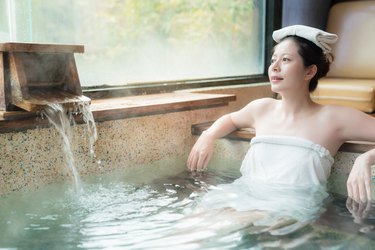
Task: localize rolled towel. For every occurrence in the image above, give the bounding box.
[272,25,338,53]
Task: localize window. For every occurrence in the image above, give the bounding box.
[0,0,266,88]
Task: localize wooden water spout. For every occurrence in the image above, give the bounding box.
[0,42,90,113]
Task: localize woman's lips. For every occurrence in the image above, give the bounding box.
[270,76,283,83]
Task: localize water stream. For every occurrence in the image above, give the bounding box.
[41,102,97,192]
[77,102,97,156]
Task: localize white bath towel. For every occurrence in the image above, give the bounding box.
[272,25,338,52]
[196,135,335,234]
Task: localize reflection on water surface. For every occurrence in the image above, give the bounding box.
[0,160,374,249]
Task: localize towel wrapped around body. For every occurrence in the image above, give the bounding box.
[193,135,335,235]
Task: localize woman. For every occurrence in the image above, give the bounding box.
[187,25,374,227]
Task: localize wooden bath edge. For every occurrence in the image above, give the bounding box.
[0,92,235,133]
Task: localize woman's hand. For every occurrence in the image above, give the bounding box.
[347,154,373,203]
[186,111,249,171]
[187,131,215,171]
[346,197,371,224]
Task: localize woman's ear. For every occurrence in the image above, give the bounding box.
[305,65,317,81]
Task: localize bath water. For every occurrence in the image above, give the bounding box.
[0,158,374,249]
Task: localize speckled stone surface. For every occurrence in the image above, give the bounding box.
[0,105,229,195]
[0,85,272,195]
[329,151,375,197]
[331,151,359,176]
[0,112,370,196]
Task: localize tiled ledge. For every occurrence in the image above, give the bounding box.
[0,92,235,133]
[192,122,375,154]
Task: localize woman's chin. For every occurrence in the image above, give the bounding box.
[270,85,282,94]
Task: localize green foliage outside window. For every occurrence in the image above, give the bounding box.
[0,0,264,86]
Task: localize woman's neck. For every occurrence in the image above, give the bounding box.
[278,92,318,117]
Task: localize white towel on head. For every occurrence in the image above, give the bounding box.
[272,25,338,53]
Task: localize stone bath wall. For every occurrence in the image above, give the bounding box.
[0,83,272,195]
[1,82,370,198]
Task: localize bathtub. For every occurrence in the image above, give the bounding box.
[0,83,374,248]
[0,138,374,249]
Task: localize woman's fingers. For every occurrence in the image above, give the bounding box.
[187,149,199,171]
[347,180,359,202]
[347,181,353,199]
[187,135,214,172]
[348,182,368,203]
[347,176,372,204]
[187,146,211,171]
[346,196,372,224]
[200,150,213,171]
[358,181,367,203]
[347,163,372,203]
[197,152,208,171]
[187,149,195,170]
[365,178,372,202]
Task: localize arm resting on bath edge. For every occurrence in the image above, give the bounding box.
[187,114,238,171]
[187,99,260,171]
[334,106,375,203]
[187,99,268,171]
[348,151,374,203]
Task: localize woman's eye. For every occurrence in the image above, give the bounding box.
[282,57,290,62]
[270,58,276,63]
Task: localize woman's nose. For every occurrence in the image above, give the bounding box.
[271,62,280,72]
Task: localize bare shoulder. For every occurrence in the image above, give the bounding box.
[244,97,278,113]
[251,97,277,106]
[319,104,348,116]
[320,104,375,141]
[319,104,366,125]
[320,104,370,120]
[231,98,278,129]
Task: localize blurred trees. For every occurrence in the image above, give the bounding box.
[1,0,264,85]
[71,0,260,59]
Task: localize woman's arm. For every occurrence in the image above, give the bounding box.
[187,98,264,171]
[347,150,374,202]
[336,106,375,202]
[187,114,238,171]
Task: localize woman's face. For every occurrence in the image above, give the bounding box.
[268,38,313,94]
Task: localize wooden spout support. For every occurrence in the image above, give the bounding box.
[0,42,90,113]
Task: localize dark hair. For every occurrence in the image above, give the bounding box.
[281,35,332,92]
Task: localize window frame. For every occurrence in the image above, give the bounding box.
[82,0,282,100]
